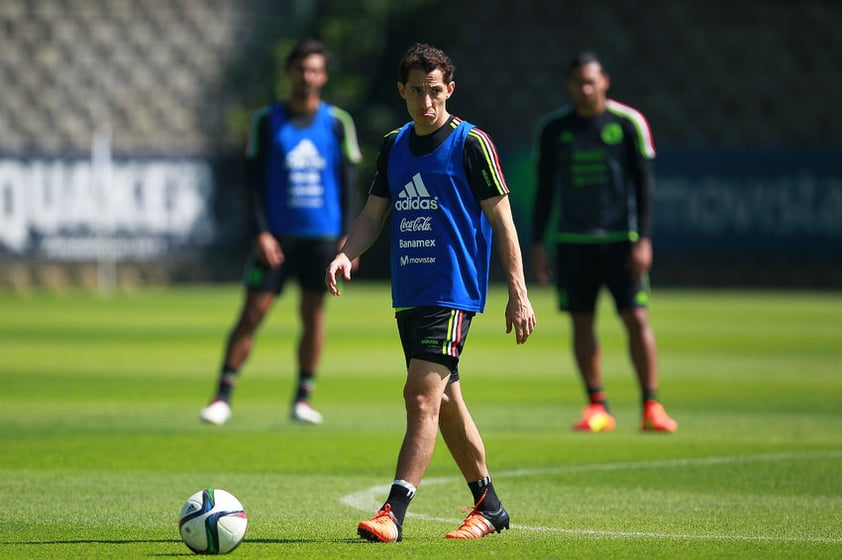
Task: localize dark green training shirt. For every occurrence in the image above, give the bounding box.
[533,99,655,244]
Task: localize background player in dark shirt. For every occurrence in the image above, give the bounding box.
[200,39,362,426]
[532,52,677,433]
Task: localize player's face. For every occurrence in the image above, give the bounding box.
[398,68,454,135]
[567,62,609,117]
[287,53,328,99]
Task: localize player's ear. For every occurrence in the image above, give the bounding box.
[397,81,406,99]
[446,81,455,98]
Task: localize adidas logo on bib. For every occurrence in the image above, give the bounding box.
[395,173,438,211]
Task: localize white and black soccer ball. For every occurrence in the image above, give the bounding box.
[178,489,247,554]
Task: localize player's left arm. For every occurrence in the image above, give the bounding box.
[625,115,656,279]
[465,127,536,344]
[481,195,536,345]
[330,106,364,234]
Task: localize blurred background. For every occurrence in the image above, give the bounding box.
[1,0,840,291]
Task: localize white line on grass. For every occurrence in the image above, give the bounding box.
[339,450,842,544]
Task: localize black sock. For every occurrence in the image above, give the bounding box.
[643,390,658,407]
[383,480,415,526]
[216,368,238,402]
[468,476,501,512]
[294,370,315,403]
[587,386,609,411]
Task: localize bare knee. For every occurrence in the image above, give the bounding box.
[621,308,649,336]
[404,388,445,427]
[572,313,596,337]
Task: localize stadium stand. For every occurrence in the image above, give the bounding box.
[442,0,842,151]
[0,0,253,157]
[2,1,840,157]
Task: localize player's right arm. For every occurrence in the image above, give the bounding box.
[531,114,560,285]
[245,106,283,268]
[245,106,272,234]
[326,195,390,296]
[326,131,396,295]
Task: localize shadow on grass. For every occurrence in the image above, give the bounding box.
[4,539,178,545]
[5,537,367,546]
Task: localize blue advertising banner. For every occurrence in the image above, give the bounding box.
[504,147,841,260]
[652,150,842,257]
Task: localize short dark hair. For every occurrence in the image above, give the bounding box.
[398,42,455,84]
[567,51,603,77]
[285,39,329,70]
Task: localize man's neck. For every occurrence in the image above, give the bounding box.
[287,95,321,115]
[575,100,606,118]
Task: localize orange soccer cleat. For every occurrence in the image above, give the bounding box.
[357,504,402,543]
[641,400,678,432]
[445,499,509,539]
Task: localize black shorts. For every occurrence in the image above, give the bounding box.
[395,306,475,383]
[243,236,337,295]
[555,241,649,314]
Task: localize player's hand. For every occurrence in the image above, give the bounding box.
[257,232,283,268]
[325,253,353,296]
[505,295,536,344]
[531,244,552,285]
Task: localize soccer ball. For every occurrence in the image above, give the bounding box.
[178,489,247,554]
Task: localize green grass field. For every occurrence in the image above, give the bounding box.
[1,282,840,559]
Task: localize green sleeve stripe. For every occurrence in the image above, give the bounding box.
[468,127,509,196]
[606,100,655,159]
[329,105,363,164]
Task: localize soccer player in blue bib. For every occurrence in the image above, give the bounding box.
[327,43,536,542]
[200,40,362,426]
[532,52,677,433]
